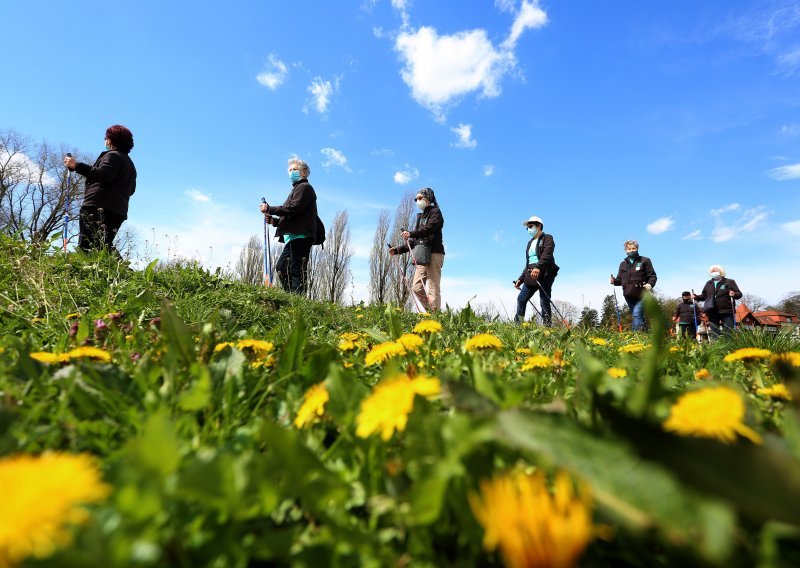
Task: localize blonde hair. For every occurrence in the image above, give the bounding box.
[624,240,639,249]
[287,157,310,177]
[709,264,726,276]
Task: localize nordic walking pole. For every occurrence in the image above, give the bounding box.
[731,294,737,331]
[512,279,544,323]
[389,242,424,313]
[63,153,72,252]
[535,281,567,326]
[691,288,701,343]
[611,275,622,332]
[261,197,272,286]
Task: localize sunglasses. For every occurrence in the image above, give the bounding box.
[415,197,425,201]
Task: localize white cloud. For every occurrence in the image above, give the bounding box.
[450,123,477,148]
[710,203,741,216]
[494,0,516,13]
[646,216,674,235]
[483,164,495,177]
[320,147,351,171]
[682,229,702,240]
[767,162,800,180]
[778,46,800,74]
[255,54,288,90]
[502,0,548,49]
[780,124,800,137]
[185,188,211,203]
[373,26,384,38]
[710,205,769,242]
[711,226,736,243]
[371,148,395,156]
[393,165,419,184]
[492,230,504,244]
[304,76,339,114]
[783,220,800,236]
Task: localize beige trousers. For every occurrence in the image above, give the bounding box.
[412,253,444,312]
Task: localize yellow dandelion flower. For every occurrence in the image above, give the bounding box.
[469,470,593,568]
[413,319,443,334]
[521,322,531,328]
[365,341,406,366]
[213,341,235,353]
[396,333,424,351]
[355,374,440,441]
[723,348,773,363]
[756,384,792,400]
[294,382,330,428]
[339,332,363,342]
[590,338,608,346]
[608,367,627,378]
[0,347,4,354]
[343,361,354,368]
[31,317,45,323]
[356,314,365,319]
[464,333,503,352]
[694,368,711,380]
[521,355,553,371]
[515,348,532,356]
[338,339,358,352]
[65,312,81,320]
[66,346,112,363]
[619,343,649,354]
[0,452,110,566]
[29,352,70,365]
[663,387,762,444]
[771,352,800,367]
[236,339,274,356]
[669,346,680,353]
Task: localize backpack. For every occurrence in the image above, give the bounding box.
[313,216,326,248]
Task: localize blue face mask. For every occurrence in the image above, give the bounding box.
[104,144,111,151]
[710,272,721,280]
[289,170,301,182]
[527,227,538,237]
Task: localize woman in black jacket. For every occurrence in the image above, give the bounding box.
[260,158,318,294]
[389,188,445,311]
[514,215,559,326]
[693,264,742,340]
[63,124,136,252]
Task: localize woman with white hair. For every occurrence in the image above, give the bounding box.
[259,158,319,294]
[693,264,742,340]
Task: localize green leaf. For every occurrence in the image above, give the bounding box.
[129,412,181,478]
[179,364,212,411]
[275,312,307,378]
[384,304,403,339]
[159,299,195,366]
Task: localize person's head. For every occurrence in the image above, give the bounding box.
[522,215,543,236]
[415,187,436,210]
[682,291,691,302]
[105,125,134,153]
[708,264,725,280]
[287,157,310,181]
[624,240,639,257]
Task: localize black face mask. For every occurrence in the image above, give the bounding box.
[682,298,691,303]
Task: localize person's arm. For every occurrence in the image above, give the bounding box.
[409,208,443,239]
[611,262,623,286]
[267,183,314,217]
[727,279,743,300]
[693,282,709,301]
[534,234,554,270]
[74,151,123,183]
[645,258,657,287]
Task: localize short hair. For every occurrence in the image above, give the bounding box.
[681,291,691,296]
[288,157,310,177]
[624,240,639,248]
[105,125,134,153]
[709,264,726,276]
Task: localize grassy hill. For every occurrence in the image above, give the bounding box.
[1,236,800,567]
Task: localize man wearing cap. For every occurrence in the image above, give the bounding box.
[514,216,559,326]
[610,240,657,332]
[389,188,445,312]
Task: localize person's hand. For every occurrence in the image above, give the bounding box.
[529,267,540,280]
[672,316,679,322]
[643,283,652,291]
[609,276,615,285]
[259,203,269,214]
[401,230,411,240]
[63,156,76,170]
[513,279,521,290]
[729,290,736,297]
[388,247,397,256]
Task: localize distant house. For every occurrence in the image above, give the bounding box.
[735,303,799,333]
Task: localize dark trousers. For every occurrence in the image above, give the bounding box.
[677,323,697,339]
[275,237,312,294]
[707,310,735,340]
[515,274,555,326]
[78,206,125,252]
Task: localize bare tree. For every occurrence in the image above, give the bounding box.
[314,210,352,304]
[740,293,768,312]
[0,129,83,243]
[389,191,416,308]
[369,209,392,304]
[235,235,264,286]
[553,300,579,325]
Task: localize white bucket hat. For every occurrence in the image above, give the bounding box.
[522,215,543,227]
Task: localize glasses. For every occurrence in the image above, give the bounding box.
[415,197,425,201]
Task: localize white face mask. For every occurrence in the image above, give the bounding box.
[527,227,539,237]
[416,199,428,210]
[710,271,721,280]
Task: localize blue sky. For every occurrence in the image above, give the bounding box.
[4,0,800,314]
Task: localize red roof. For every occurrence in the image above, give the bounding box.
[752,310,798,325]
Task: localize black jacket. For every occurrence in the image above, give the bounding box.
[517,233,559,283]
[673,300,698,324]
[74,150,137,218]
[613,254,657,300]
[694,278,742,315]
[266,179,318,243]
[396,205,445,255]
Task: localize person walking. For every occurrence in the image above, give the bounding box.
[514,216,559,326]
[693,265,742,340]
[389,188,445,312]
[610,240,657,332]
[260,158,319,294]
[672,291,698,339]
[63,125,136,252]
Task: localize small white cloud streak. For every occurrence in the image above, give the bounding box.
[646,216,674,235]
[305,76,339,114]
[783,220,800,236]
[185,188,211,203]
[320,147,350,171]
[502,0,548,49]
[767,162,800,180]
[710,205,769,242]
[483,164,495,177]
[450,123,477,148]
[393,165,419,185]
[255,54,288,90]
[710,203,741,216]
[682,229,702,240]
[494,0,516,13]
